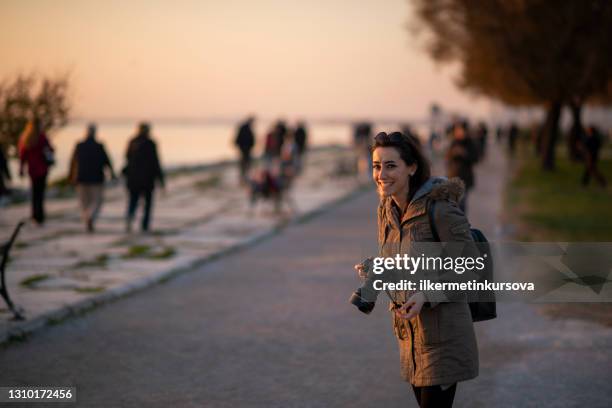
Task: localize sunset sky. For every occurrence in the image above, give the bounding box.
[0,0,492,122]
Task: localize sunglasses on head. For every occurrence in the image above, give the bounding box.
[374,132,407,143]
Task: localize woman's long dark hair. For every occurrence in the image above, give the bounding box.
[371,131,431,203]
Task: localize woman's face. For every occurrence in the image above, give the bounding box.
[372,147,416,199]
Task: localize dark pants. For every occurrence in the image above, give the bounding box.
[127,188,153,231]
[412,383,457,408]
[239,151,252,183]
[0,176,8,197]
[31,175,47,224]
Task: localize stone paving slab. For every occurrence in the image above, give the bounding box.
[0,146,362,343]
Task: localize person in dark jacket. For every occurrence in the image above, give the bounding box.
[69,123,116,232]
[234,116,255,184]
[293,121,308,175]
[580,125,607,187]
[475,122,488,161]
[0,146,11,200]
[495,125,503,144]
[262,121,287,166]
[353,132,479,408]
[354,122,373,181]
[18,118,54,225]
[124,122,165,232]
[508,123,519,156]
[445,122,478,213]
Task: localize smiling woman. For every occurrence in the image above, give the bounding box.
[372,132,430,209]
[352,131,480,408]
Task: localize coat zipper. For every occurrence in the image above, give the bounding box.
[408,320,417,373]
[400,228,417,374]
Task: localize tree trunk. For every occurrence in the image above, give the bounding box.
[540,101,562,171]
[568,101,584,162]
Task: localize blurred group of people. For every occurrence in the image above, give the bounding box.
[8,119,164,233]
[4,113,606,235]
[496,121,607,187]
[2,115,310,234]
[234,117,308,213]
[494,123,520,156]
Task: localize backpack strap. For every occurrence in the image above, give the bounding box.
[427,199,441,242]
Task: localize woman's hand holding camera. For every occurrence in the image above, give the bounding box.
[354,263,368,281]
[395,292,426,320]
[354,257,373,282]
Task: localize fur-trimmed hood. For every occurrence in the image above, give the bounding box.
[422,176,465,203]
[379,177,466,230]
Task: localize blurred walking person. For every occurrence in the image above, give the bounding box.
[508,123,519,157]
[495,125,503,144]
[402,124,422,148]
[475,122,488,161]
[445,122,478,214]
[263,121,287,165]
[18,118,54,225]
[263,126,278,165]
[293,121,308,175]
[353,122,373,181]
[123,122,165,232]
[68,123,116,233]
[280,130,299,183]
[0,146,11,203]
[580,125,607,187]
[234,116,255,184]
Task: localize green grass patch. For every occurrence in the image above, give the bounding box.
[150,228,179,237]
[49,176,72,189]
[121,244,176,260]
[14,241,29,249]
[122,244,151,259]
[74,286,106,294]
[73,254,110,269]
[20,274,50,287]
[509,148,612,241]
[194,174,222,191]
[47,316,66,326]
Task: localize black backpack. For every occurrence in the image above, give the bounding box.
[427,200,497,322]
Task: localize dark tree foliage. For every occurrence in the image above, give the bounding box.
[0,73,70,151]
[411,0,612,170]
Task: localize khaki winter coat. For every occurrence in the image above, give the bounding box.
[377,177,479,387]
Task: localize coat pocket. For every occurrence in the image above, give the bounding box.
[437,303,472,343]
[417,308,440,345]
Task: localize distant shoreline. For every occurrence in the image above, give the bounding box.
[68,116,432,127]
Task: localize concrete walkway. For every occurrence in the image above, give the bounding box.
[0,147,361,343]
[0,142,610,407]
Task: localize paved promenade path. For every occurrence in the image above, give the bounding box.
[0,143,611,407]
[0,147,360,342]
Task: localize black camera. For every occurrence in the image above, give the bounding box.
[349,257,380,314]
